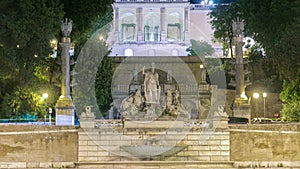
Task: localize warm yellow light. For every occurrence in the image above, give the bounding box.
[50,39,58,50]
[253,92,259,99]
[241,92,248,100]
[99,35,104,41]
[50,39,57,45]
[42,93,48,99]
[34,54,38,58]
[262,92,267,98]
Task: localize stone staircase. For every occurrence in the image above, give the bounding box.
[75,161,235,168]
[75,161,300,169]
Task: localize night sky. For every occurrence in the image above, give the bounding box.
[190,0,236,4]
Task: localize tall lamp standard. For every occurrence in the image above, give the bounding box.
[42,93,48,124]
[200,64,206,84]
[55,18,75,125]
[262,92,267,118]
[253,92,259,118]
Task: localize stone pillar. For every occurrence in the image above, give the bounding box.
[114,7,120,42]
[55,18,75,126]
[136,7,143,41]
[235,38,245,99]
[184,7,190,43]
[160,7,167,42]
[232,18,251,122]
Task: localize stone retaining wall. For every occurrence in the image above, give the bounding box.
[0,125,78,168]
[230,123,300,162]
[78,124,230,162]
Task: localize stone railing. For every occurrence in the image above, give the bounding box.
[199,84,211,92]
[95,119,123,128]
[112,85,129,94]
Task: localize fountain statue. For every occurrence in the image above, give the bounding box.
[143,63,160,103]
[120,63,189,120]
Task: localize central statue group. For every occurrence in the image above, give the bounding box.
[121,63,189,120]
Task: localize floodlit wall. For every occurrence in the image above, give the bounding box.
[230,123,300,162]
[0,125,78,168]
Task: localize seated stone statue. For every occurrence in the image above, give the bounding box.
[132,89,145,110]
[120,89,145,118]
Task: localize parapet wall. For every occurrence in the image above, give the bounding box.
[230,123,300,162]
[78,120,230,163]
[0,125,78,168]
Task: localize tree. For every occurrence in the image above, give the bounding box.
[95,54,114,117]
[276,22,300,121]
[239,0,300,121]
[187,40,214,56]
[238,0,297,57]
[209,3,239,58]
[210,0,300,121]
[63,2,113,117]
[0,0,64,117]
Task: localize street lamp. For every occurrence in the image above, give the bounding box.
[201,0,214,7]
[50,38,58,58]
[253,92,259,118]
[42,93,48,124]
[200,64,206,84]
[262,92,267,118]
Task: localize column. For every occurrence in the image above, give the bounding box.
[160,7,167,42]
[114,7,119,42]
[184,7,190,43]
[55,19,75,126]
[235,38,245,99]
[136,7,143,41]
[60,40,71,97]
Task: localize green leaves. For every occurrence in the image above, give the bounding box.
[209,3,239,57]
[95,54,114,117]
[187,40,214,57]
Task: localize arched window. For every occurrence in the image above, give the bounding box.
[144,25,150,41]
[143,11,160,42]
[124,48,134,56]
[166,12,183,42]
[171,49,179,56]
[121,12,136,41]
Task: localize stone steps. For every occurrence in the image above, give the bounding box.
[76,161,235,168]
[75,161,300,169]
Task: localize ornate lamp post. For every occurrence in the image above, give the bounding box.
[200,64,206,84]
[253,92,259,118]
[42,93,48,124]
[230,17,252,123]
[232,17,247,100]
[262,92,267,118]
[55,18,75,125]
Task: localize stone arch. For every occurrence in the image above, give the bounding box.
[171,49,179,56]
[148,49,156,56]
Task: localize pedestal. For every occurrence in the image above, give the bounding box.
[55,97,75,125]
[233,98,251,123]
[80,117,95,128]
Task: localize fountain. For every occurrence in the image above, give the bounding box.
[120,62,189,121]
[115,62,191,158]
[77,61,231,168]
